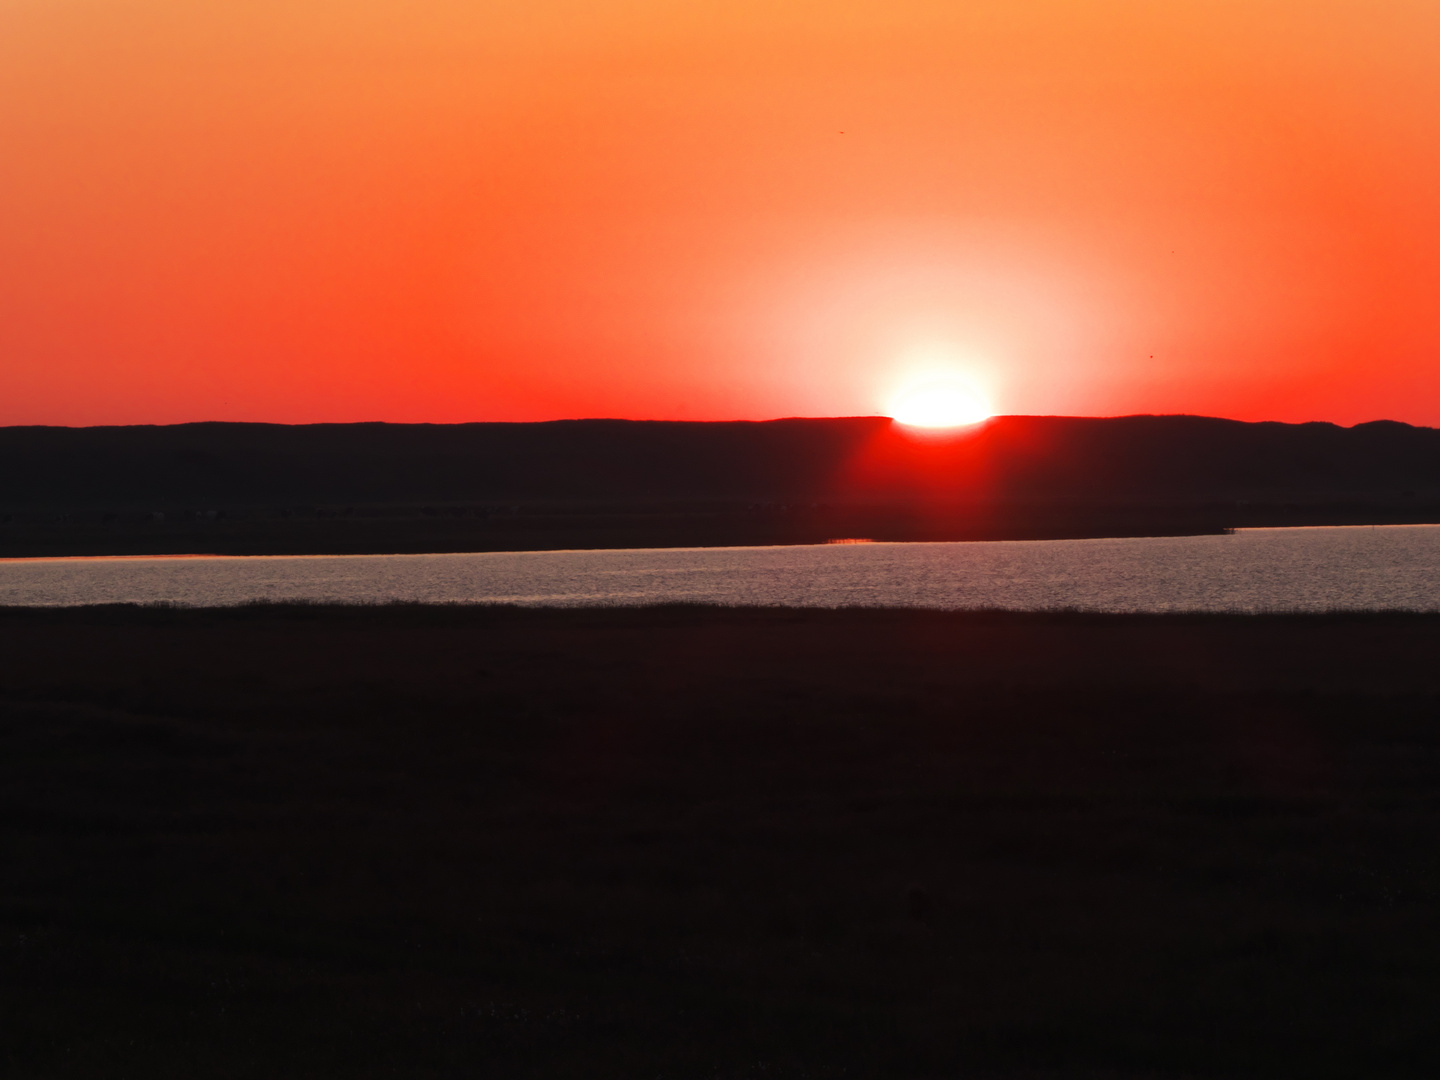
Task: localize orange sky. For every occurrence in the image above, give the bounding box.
[2,0,1438,426]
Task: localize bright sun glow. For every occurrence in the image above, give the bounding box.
[889,378,993,428]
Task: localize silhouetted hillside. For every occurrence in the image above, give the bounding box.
[0,418,876,509]
[5,414,1439,507]
[1,415,1438,555]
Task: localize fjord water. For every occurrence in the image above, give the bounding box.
[2,525,1438,611]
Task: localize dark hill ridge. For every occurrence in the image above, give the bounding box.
[5,413,1440,506]
[0,417,880,508]
[1,415,1438,556]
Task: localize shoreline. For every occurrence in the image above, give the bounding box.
[1,518,1437,564]
[4,501,1439,560]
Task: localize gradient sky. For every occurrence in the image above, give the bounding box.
[3,0,1438,426]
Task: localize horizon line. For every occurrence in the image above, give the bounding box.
[0,413,1426,432]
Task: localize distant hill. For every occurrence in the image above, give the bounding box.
[4,414,1440,507]
[1,415,1437,556]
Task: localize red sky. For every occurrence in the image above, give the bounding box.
[3,0,1438,427]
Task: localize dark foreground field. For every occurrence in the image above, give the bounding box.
[2,605,1439,1078]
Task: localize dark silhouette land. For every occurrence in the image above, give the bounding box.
[5,415,1439,1074]
[3,414,1439,555]
[3,603,1439,1077]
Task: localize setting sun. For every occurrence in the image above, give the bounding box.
[889,379,993,429]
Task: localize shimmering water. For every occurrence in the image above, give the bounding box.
[2,525,1437,612]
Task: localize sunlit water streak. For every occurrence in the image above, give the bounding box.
[1,526,1437,612]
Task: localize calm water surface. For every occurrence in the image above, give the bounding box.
[0,527,1434,613]
[2,525,1438,611]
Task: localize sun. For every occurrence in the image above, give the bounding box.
[889,378,992,429]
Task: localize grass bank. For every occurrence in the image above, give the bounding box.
[2,605,1438,1078]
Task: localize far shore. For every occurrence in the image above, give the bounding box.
[3,499,1438,558]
